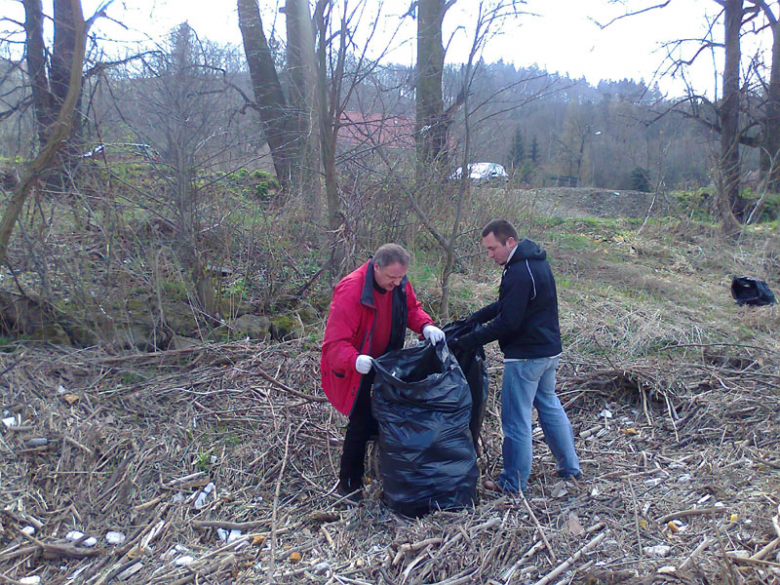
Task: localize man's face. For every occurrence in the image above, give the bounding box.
[374,261,408,291]
[482,232,517,266]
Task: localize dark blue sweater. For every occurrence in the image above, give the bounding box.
[468,238,562,359]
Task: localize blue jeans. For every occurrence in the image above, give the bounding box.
[498,356,580,493]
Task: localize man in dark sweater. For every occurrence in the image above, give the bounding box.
[452,219,580,493]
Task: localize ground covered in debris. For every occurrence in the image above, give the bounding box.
[1,219,780,585]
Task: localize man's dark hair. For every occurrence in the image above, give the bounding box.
[373,243,411,268]
[481,219,518,245]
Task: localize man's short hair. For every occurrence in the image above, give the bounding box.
[481,219,518,245]
[373,243,411,268]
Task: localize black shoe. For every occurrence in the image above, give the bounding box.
[337,480,363,503]
[557,470,583,482]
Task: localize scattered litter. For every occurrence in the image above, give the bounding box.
[19,577,41,585]
[314,561,330,574]
[228,529,242,543]
[646,545,671,558]
[657,566,677,575]
[217,528,242,544]
[667,520,686,533]
[644,478,663,487]
[57,385,69,395]
[126,545,146,559]
[21,526,35,536]
[64,531,97,547]
[194,482,215,509]
[729,550,750,559]
[171,492,185,504]
[697,494,712,504]
[162,544,189,560]
[175,555,194,566]
[106,531,126,545]
[551,481,568,498]
[2,416,17,428]
[25,438,49,447]
[599,409,613,419]
[565,512,584,536]
[677,474,692,484]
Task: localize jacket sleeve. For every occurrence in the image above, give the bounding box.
[405,281,433,334]
[471,301,499,324]
[322,288,362,373]
[468,269,530,347]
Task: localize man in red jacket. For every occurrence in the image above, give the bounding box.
[321,243,445,501]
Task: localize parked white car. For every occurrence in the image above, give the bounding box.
[450,162,509,184]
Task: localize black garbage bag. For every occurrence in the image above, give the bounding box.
[443,319,489,453]
[731,276,777,306]
[372,342,478,517]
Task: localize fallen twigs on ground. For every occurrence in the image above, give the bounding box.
[0,339,778,584]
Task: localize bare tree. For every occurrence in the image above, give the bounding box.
[0,0,88,265]
[609,1,746,233]
[415,0,456,184]
[748,0,780,191]
[313,0,402,274]
[237,0,298,191]
[286,0,321,217]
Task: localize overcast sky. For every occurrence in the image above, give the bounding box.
[1,0,753,97]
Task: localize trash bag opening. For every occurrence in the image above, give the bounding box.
[376,342,446,385]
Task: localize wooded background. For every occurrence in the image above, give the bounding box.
[0,0,779,345]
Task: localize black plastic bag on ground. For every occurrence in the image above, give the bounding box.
[372,342,478,517]
[443,319,489,453]
[731,276,777,306]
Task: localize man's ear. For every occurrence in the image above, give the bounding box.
[506,236,518,247]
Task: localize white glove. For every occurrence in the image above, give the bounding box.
[423,324,446,344]
[355,355,373,374]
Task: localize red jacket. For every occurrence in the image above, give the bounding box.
[321,261,433,415]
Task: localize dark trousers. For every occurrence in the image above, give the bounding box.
[338,374,377,491]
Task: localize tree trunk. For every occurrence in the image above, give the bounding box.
[415,0,449,184]
[24,0,84,162]
[314,3,344,275]
[0,0,86,265]
[237,0,297,191]
[761,17,780,192]
[719,0,743,234]
[286,0,322,217]
[23,0,56,147]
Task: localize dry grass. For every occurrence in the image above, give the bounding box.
[1,210,780,584]
[0,324,778,585]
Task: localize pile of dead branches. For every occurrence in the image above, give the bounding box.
[1,339,779,585]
